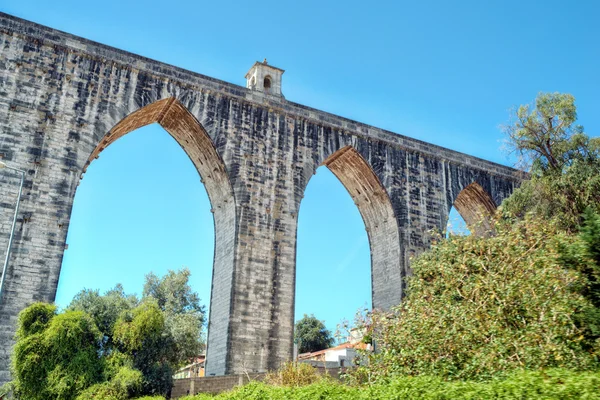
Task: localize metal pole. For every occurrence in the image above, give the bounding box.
[0,166,25,304]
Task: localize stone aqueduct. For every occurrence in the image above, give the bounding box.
[0,13,521,382]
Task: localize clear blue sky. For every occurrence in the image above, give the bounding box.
[2,1,599,336]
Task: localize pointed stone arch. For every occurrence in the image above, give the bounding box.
[83,97,236,375]
[452,182,497,237]
[320,146,403,310]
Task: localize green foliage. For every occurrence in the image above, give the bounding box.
[501,92,600,231]
[294,314,334,353]
[75,366,142,400]
[113,301,165,353]
[143,268,206,364]
[264,362,323,387]
[0,381,14,398]
[351,218,599,381]
[569,209,600,353]
[501,155,600,231]
[179,369,600,400]
[11,305,103,400]
[68,284,137,349]
[9,268,205,399]
[16,302,56,337]
[112,300,174,396]
[502,92,600,174]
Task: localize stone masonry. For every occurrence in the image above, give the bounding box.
[0,13,522,383]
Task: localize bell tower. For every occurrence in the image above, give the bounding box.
[245,59,284,97]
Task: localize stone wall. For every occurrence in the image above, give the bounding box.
[170,368,344,398]
[0,12,522,384]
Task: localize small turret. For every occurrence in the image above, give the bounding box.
[245,59,284,97]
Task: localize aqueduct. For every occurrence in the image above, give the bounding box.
[0,12,522,382]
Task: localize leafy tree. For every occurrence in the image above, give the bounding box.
[143,268,204,317]
[11,304,104,400]
[68,284,137,350]
[294,314,334,354]
[143,268,206,363]
[501,92,600,230]
[502,92,599,174]
[10,268,205,399]
[113,300,174,395]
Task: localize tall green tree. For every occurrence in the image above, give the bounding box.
[501,92,600,230]
[68,284,137,351]
[294,314,334,354]
[113,300,175,395]
[143,268,206,363]
[502,92,599,174]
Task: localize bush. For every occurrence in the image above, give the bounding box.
[11,305,104,400]
[179,369,600,399]
[263,362,323,387]
[502,158,600,231]
[351,218,599,382]
[132,397,166,400]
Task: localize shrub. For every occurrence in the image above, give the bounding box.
[264,362,323,387]
[350,218,599,382]
[11,305,104,400]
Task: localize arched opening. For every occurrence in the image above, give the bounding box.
[57,98,236,376]
[56,124,215,305]
[295,166,371,345]
[295,145,402,348]
[323,147,402,310]
[452,182,496,237]
[446,206,470,236]
[263,76,272,93]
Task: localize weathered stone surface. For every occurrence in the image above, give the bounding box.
[0,12,522,383]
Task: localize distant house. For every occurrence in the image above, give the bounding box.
[298,341,369,368]
[173,355,205,379]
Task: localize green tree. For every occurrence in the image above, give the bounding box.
[294,314,334,354]
[11,303,104,400]
[113,300,175,395]
[9,268,205,398]
[68,284,137,350]
[502,92,599,174]
[501,92,600,230]
[68,268,206,396]
[143,268,206,363]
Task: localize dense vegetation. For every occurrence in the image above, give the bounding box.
[6,268,204,400]
[181,369,600,399]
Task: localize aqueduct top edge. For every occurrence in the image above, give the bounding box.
[0,12,521,181]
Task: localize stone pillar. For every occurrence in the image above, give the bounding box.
[205,109,298,375]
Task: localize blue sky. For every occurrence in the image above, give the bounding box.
[2,1,599,336]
